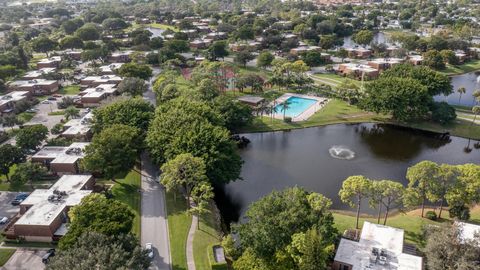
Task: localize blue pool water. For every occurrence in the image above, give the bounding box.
[275,96,317,118]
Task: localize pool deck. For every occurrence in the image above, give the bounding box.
[269,93,329,122]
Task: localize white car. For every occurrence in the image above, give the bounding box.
[145,243,154,258]
[0,217,8,224]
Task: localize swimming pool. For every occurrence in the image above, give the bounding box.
[275,96,317,118]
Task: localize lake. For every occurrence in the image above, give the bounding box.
[440,71,480,107]
[215,123,480,225]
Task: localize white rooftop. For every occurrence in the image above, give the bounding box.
[16,174,93,226]
[62,112,93,137]
[38,56,61,64]
[32,142,89,164]
[456,221,480,245]
[99,63,123,73]
[340,63,378,72]
[369,58,403,64]
[334,222,423,270]
[23,68,56,78]
[10,79,57,87]
[81,84,117,98]
[0,91,29,107]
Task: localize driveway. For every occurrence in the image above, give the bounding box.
[141,152,171,270]
[1,249,47,270]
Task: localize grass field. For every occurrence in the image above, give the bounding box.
[242,99,387,133]
[17,112,35,123]
[59,85,81,95]
[147,23,179,31]
[0,249,15,266]
[110,170,142,237]
[193,202,224,270]
[333,206,480,248]
[437,59,480,76]
[166,191,191,270]
[311,73,362,88]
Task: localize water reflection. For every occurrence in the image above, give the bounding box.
[215,123,480,225]
[441,71,480,106]
[355,124,450,161]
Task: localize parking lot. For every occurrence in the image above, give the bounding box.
[1,249,47,270]
[0,192,22,226]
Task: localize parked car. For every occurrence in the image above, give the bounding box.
[47,97,57,101]
[41,100,51,104]
[52,94,62,98]
[26,108,38,113]
[145,243,154,258]
[0,217,8,224]
[42,249,55,264]
[10,199,22,206]
[15,193,29,200]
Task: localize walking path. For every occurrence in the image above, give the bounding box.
[186,213,198,270]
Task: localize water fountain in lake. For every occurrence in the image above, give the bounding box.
[328,145,356,160]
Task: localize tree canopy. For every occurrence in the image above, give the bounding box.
[48,232,150,270]
[15,124,49,152]
[92,98,154,134]
[233,187,337,267]
[59,194,135,249]
[83,124,142,181]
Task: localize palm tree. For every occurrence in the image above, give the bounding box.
[270,101,278,122]
[457,87,466,104]
[472,105,480,126]
[281,99,292,120]
[472,90,480,106]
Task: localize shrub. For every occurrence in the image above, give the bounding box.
[284,117,292,123]
[431,102,456,125]
[448,204,470,221]
[426,211,437,220]
[51,123,64,134]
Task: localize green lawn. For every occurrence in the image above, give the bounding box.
[48,110,65,116]
[110,170,142,237]
[17,112,35,123]
[193,202,225,270]
[437,59,480,76]
[59,85,81,95]
[241,99,387,133]
[146,23,179,31]
[333,206,480,249]
[0,249,15,266]
[311,73,361,88]
[166,191,191,270]
[404,118,480,140]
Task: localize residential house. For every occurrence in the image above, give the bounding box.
[31,142,90,175]
[80,75,122,88]
[60,112,93,141]
[9,79,59,95]
[79,84,118,107]
[0,91,31,115]
[5,175,94,242]
[333,222,423,270]
[337,63,379,80]
[37,56,61,69]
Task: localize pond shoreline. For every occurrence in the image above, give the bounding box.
[240,119,480,140]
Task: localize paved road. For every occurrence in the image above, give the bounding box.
[141,152,171,270]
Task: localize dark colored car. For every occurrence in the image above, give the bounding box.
[47,97,57,101]
[10,199,22,206]
[42,249,55,264]
[15,193,28,200]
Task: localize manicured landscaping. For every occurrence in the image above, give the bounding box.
[0,248,15,266]
[110,170,142,237]
[311,73,361,88]
[48,110,65,116]
[193,202,225,270]
[166,191,191,270]
[333,206,480,248]
[241,99,387,133]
